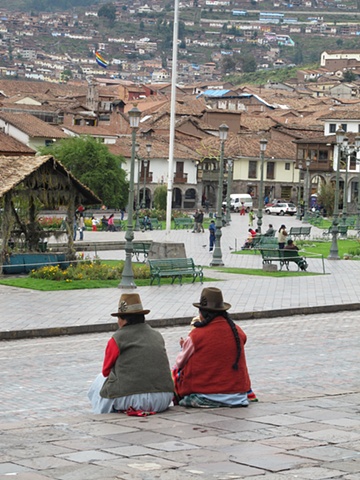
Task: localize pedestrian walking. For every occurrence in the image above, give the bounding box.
[198,210,205,233]
[248,209,255,227]
[79,213,85,241]
[277,224,288,249]
[209,220,216,251]
[240,202,246,216]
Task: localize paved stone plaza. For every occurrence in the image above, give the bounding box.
[0,212,360,479]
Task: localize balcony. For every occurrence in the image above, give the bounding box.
[174,172,188,183]
[139,172,153,183]
[201,170,220,182]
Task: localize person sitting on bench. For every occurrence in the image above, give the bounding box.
[284,239,308,271]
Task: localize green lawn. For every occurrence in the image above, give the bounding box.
[214,267,321,277]
[233,239,360,260]
[0,275,215,291]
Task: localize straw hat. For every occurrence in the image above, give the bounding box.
[111,293,150,317]
[193,287,231,311]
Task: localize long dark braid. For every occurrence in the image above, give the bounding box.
[196,309,241,371]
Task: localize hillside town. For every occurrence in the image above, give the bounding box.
[0,1,360,83]
[1,43,360,214]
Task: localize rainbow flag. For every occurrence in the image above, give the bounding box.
[95,51,108,69]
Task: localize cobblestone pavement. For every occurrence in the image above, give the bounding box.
[0,311,359,479]
[1,213,360,479]
[2,213,360,336]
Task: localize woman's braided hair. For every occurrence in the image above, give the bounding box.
[196,309,241,370]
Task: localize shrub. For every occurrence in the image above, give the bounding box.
[30,260,150,281]
[38,216,63,230]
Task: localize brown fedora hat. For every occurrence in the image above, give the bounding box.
[111,293,150,317]
[193,287,231,311]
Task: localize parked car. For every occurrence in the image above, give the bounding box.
[265,202,297,216]
[264,198,287,208]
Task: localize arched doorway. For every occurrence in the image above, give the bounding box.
[172,188,182,208]
[139,188,151,209]
[184,188,196,209]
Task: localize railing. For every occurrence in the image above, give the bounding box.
[174,173,188,183]
[139,172,153,182]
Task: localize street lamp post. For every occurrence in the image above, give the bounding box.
[119,106,141,288]
[142,143,151,209]
[256,138,268,233]
[355,136,360,230]
[341,137,350,226]
[134,143,141,232]
[210,123,229,267]
[328,127,345,260]
[303,157,311,223]
[225,158,233,225]
[296,163,303,220]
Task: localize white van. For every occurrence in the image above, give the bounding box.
[223,194,253,212]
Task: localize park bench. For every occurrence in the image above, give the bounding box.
[149,218,162,230]
[148,257,203,285]
[322,224,348,239]
[132,242,151,262]
[112,219,124,231]
[174,217,194,229]
[260,248,308,271]
[289,226,312,240]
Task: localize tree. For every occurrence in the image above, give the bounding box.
[343,70,356,82]
[40,136,128,209]
[317,182,335,217]
[153,185,167,210]
[98,3,116,23]
[242,54,257,73]
[221,56,236,74]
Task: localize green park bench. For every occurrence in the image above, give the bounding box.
[260,248,308,271]
[148,257,203,285]
[149,218,162,230]
[289,226,311,240]
[174,217,194,229]
[322,225,348,239]
[132,242,151,262]
[252,236,278,253]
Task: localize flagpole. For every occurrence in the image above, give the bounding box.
[165,0,179,234]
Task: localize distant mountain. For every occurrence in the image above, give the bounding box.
[0,0,98,11]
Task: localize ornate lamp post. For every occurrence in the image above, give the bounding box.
[256,138,268,233]
[303,157,311,222]
[225,158,233,225]
[341,137,351,226]
[142,143,151,209]
[134,143,141,232]
[296,163,303,220]
[355,136,360,230]
[210,123,229,267]
[328,127,345,260]
[119,106,141,288]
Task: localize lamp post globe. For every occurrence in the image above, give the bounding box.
[210,123,229,267]
[119,106,141,288]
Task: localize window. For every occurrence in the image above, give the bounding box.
[349,153,357,171]
[329,124,336,133]
[266,162,275,180]
[248,160,257,178]
[341,123,347,132]
[318,150,329,162]
[285,163,290,170]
